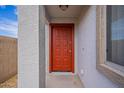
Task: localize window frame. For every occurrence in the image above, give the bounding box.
[96,5,124,86]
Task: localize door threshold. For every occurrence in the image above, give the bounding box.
[48,72,75,75]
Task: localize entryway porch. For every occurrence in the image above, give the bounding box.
[44,5,85,88]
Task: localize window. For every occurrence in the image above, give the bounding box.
[107,6,124,66]
[96,6,124,86]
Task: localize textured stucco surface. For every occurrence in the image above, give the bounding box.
[18,5,46,88]
[0,36,17,84]
[18,5,40,88]
[77,6,119,87]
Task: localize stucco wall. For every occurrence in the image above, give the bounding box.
[0,36,17,83]
[18,5,46,88]
[18,5,40,88]
[77,6,119,87]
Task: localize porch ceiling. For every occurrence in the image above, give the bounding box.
[45,5,83,19]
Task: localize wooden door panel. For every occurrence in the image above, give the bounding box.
[50,24,74,72]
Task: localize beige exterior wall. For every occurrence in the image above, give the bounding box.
[0,36,17,83]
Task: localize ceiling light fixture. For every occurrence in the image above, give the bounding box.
[59,5,69,11]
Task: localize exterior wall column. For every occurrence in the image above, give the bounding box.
[18,5,45,88]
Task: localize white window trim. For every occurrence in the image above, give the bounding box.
[96,5,124,87]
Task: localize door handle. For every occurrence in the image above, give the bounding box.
[69,50,72,53]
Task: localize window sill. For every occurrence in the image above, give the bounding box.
[96,63,124,87]
[96,5,124,87]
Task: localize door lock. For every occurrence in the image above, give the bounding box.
[69,50,72,53]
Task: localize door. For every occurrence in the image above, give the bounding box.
[50,24,74,73]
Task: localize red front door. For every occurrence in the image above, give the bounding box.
[50,24,74,73]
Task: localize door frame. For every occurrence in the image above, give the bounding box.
[49,23,75,73]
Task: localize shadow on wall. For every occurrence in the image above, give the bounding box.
[78,6,90,22]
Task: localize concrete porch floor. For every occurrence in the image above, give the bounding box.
[0,74,84,88]
[46,74,84,88]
